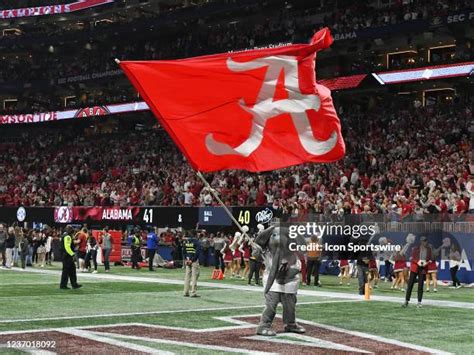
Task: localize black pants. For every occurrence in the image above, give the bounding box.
[20,251,28,269]
[85,250,98,271]
[131,247,140,269]
[33,245,38,264]
[405,268,424,303]
[384,260,392,281]
[306,258,321,285]
[357,264,368,295]
[103,248,111,271]
[201,248,209,266]
[214,250,224,272]
[248,259,261,284]
[450,266,460,286]
[148,249,156,270]
[60,256,78,288]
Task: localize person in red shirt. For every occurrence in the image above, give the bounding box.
[74,227,88,272]
[402,236,432,308]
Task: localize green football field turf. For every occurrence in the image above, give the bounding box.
[0,264,473,354]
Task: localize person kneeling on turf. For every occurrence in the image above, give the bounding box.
[253,222,306,336]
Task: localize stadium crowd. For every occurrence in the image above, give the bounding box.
[1,0,471,113]
[0,99,472,216]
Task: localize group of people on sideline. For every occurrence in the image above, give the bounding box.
[0,223,54,269]
[0,222,468,302]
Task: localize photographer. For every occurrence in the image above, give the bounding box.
[402,236,432,308]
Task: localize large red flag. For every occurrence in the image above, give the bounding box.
[119,28,345,172]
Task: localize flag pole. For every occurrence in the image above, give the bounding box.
[196,171,248,236]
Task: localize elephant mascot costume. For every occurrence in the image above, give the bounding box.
[252,222,307,336]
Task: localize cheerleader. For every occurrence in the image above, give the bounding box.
[425,259,438,292]
[221,236,233,279]
[339,259,350,285]
[368,258,379,289]
[426,242,443,292]
[391,250,407,291]
[230,232,243,278]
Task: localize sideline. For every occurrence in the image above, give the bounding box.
[7,267,473,309]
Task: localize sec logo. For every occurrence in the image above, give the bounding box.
[16,207,26,222]
[54,207,73,223]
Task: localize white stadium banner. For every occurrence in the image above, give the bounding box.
[1,62,472,125]
[373,62,474,85]
[1,101,150,125]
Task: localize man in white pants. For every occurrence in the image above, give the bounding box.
[5,227,16,269]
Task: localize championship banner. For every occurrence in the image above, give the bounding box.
[0,0,114,19]
[56,69,123,85]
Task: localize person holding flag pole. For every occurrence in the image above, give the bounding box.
[116,27,345,334]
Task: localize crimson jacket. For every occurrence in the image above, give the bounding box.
[410,245,432,273]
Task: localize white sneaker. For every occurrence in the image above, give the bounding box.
[92,270,98,274]
[433,288,438,292]
[456,285,462,289]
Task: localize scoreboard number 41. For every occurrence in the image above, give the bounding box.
[143,208,153,223]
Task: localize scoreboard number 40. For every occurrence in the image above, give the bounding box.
[238,210,250,225]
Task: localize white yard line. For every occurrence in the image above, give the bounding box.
[56,328,174,355]
[94,315,450,355]
[0,300,352,325]
[9,267,473,309]
[245,334,372,354]
[0,345,56,355]
[90,330,277,355]
[23,349,56,355]
[134,316,450,354]
[0,313,453,355]
[294,317,453,355]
